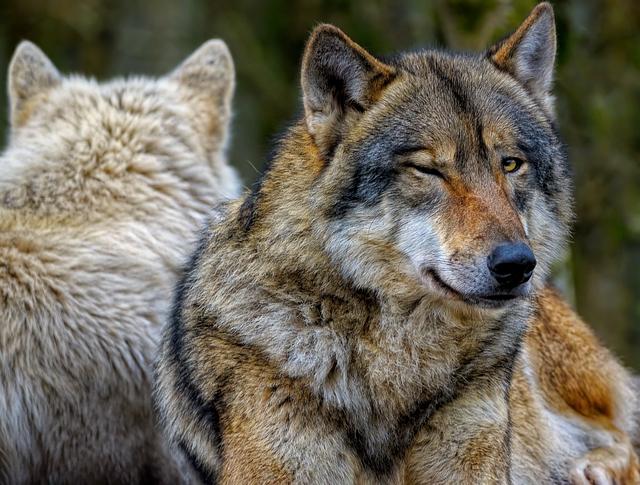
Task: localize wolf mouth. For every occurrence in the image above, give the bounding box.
[424,269,518,308]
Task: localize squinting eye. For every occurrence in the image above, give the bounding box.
[405,162,445,179]
[502,157,524,174]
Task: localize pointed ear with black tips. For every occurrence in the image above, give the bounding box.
[8,41,61,127]
[301,24,396,159]
[488,2,556,112]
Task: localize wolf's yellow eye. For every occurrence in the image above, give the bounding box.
[502,157,523,174]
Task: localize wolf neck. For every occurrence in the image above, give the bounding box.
[226,120,526,449]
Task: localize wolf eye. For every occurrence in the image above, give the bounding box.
[405,162,444,179]
[502,157,524,174]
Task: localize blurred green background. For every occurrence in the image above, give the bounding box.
[0,0,638,369]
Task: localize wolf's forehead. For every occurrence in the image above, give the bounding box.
[394,51,505,95]
[372,54,549,149]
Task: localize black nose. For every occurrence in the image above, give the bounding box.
[487,242,536,289]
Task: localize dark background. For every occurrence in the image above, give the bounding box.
[1,0,638,369]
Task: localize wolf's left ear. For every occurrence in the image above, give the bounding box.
[171,39,234,117]
[488,2,556,112]
[302,25,396,158]
[9,41,61,127]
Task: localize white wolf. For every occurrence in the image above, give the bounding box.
[0,39,239,483]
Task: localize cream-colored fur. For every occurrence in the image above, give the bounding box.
[0,40,239,484]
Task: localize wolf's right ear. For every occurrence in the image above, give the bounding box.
[301,25,396,159]
[170,39,235,119]
[8,41,61,127]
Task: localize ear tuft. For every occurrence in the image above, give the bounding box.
[170,39,235,113]
[488,2,556,111]
[8,41,61,126]
[301,25,395,157]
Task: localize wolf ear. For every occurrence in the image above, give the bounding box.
[8,41,61,127]
[170,39,235,152]
[301,25,396,158]
[170,39,235,118]
[170,39,234,113]
[488,2,556,112]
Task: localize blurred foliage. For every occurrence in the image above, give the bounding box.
[0,0,638,369]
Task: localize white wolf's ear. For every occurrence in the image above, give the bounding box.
[170,39,235,119]
[488,2,556,112]
[301,25,396,159]
[9,41,61,127]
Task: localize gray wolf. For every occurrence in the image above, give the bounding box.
[0,39,239,483]
[155,3,639,483]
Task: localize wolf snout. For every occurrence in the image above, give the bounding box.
[487,242,536,289]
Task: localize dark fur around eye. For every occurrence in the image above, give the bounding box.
[393,145,428,157]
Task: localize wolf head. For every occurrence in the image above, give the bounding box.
[252,3,571,311]
[1,39,239,216]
